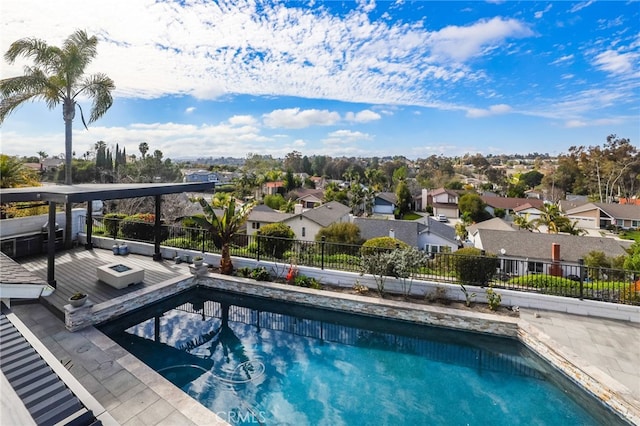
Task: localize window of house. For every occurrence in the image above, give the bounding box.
[632,220,639,228]
[528,262,543,273]
[302,227,306,237]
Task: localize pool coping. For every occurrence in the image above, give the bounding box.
[66,272,640,425]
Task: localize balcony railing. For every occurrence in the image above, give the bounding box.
[85,215,640,306]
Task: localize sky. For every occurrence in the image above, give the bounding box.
[1,0,639,161]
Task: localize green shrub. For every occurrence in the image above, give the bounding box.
[360,237,408,256]
[250,267,272,281]
[237,267,252,278]
[121,213,170,242]
[451,247,499,286]
[257,223,295,259]
[486,286,502,311]
[293,274,321,289]
[103,213,127,237]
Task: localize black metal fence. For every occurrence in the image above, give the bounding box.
[86,216,640,306]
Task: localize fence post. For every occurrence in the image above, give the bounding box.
[256,234,261,262]
[201,229,205,253]
[578,258,584,299]
[321,236,326,270]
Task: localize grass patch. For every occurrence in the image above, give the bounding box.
[619,229,640,241]
[402,212,423,220]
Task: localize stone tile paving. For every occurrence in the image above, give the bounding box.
[9,302,227,426]
[520,308,640,407]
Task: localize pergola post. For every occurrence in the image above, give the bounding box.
[85,200,93,249]
[47,202,57,287]
[153,194,162,261]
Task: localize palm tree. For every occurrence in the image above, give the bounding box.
[534,203,563,233]
[0,154,39,188]
[1,30,115,247]
[513,213,535,231]
[182,197,254,275]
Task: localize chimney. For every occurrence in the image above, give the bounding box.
[550,243,562,277]
[551,243,560,262]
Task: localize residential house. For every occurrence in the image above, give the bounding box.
[472,229,632,277]
[513,203,544,222]
[246,204,293,236]
[41,158,64,171]
[524,189,543,200]
[558,198,589,213]
[481,196,544,221]
[565,202,640,230]
[282,201,351,241]
[420,188,459,220]
[372,192,397,216]
[183,170,219,183]
[262,181,285,196]
[289,188,324,209]
[466,217,518,246]
[354,216,458,254]
[309,176,326,189]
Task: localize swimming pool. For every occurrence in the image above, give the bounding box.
[98,287,627,425]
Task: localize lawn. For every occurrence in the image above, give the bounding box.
[619,229,640,241]
[402,212,423,220]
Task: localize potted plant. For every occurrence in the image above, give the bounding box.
[193,256,204,267]
[68,292,87,307]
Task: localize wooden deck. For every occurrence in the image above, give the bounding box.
[17,247,193,317]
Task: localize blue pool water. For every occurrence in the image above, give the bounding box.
[99,288,625,425]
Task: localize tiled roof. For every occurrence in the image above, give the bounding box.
[566,202,640,221]
[376,192,397,204]
[297,201,351,227]
[0,253,48,286]
[476,229,632,262]
[481,196,545,210]
[354,218,425,246]
[247,204,293,223]
[467,217,518,234]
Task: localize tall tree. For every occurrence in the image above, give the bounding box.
[395,179,412,217]
[0,154,39,188]
[181,198,254,274]
[1,30,115,247]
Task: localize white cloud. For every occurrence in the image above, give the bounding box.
[263,108,340,128]
[550,54,574,65]
[185,107,196,114]
[565,119,586,128]
[466,104,512,118]
[593,50,636,75]
[0,0,534,109]
[344,109,382,122]
[426,17,533,62]
[534,4,552,19]
[228,115,258,126]
[569,1,594,13]
[322,129,372,145]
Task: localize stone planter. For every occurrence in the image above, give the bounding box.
[68,294,87,307]
[193,257,204,267]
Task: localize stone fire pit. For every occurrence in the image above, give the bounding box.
[97,263,144,289]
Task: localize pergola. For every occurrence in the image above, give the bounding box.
[0,182,215,286]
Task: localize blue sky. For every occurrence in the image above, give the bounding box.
[1,0,638,161]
